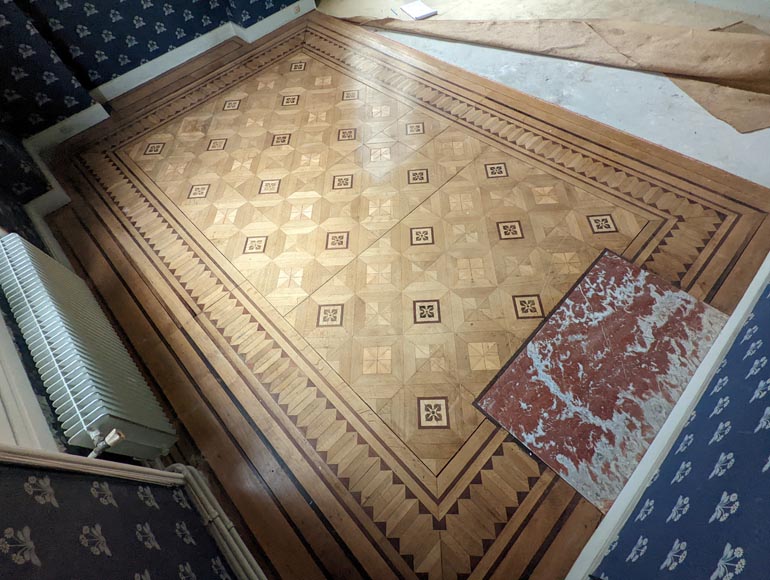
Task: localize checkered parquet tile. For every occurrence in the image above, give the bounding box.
[130,52,646,472]
[50,12,770,580]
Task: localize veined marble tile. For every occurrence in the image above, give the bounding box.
[476,251,728,511]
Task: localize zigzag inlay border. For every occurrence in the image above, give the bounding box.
[72,150,544,577]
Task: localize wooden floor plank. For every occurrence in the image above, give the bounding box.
[47,9,770,579]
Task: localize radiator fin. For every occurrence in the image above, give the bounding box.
[0,234,176,459]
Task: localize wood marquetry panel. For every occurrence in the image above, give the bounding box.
[49,11,770,580]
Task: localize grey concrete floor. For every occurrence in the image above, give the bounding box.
[320,0,770,188]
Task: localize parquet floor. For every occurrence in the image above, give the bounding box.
[48,11,770,579]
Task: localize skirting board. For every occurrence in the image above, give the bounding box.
[232,0,316,44]
[91,0,315,104]
[0,313,58,452]
[566,247,770,579]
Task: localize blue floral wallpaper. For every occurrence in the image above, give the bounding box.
[0,0,93,137]
[19,0,231,88]
[226,0,293,28]
[2,0,298,270]
[593,284,770,580]
[0,463,235,578]
[0,130,50,203]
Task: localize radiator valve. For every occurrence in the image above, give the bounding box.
[88,429,126,459]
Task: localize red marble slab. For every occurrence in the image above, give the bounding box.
[475,251,727,512]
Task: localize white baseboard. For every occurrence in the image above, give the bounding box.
[567,248,770,579]
[232,0,315,43]
[23,104,110,157]
[0,303,58,452]
[90,23,237,104]
[90,0,315,104]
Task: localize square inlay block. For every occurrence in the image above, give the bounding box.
[406,122,425,135]
[513,295,544,319]
[341,90,359,101]
[332,175,353,190]
[338,128,357,141]
[485,163,509,179]
[223,100,241,111]
[317,304,344,327]
[468,342,501,371]
[258,179,281,194]
[366,263,392,285]
[144,143,164,155]
[417,397,450,429]
[277,267,304,289]
[207,138,227,151]
[243,236,267,254]
[497,220,524,240]
[371,105,391,118]
[290,61,306,71]
[587,214,618,234]
[410,227,434,246]
[370,147,391,162]
[272,134,291,146]
[326,231,350,250]
[281,95,300,106]
[407,169,429,185]
[188,184,210,199]
[413,299,441,324]
[457,258,486,282]
[362,346,391,375]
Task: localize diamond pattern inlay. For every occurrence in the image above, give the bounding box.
[413,300,441,324]
[207,138,227,151]
[272,134,291,146]
[410,227,434,246]
[418,397,449,429]
[588,214,618,234]
[497,220,523,240]
[485,163,508,178]
[513,295,545,319]
[317,304,344,327]
[188,184,210,199]
[258,179,281,194]
[326,231,350,250]
[243,236,267,254]
[144,143,164,155]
